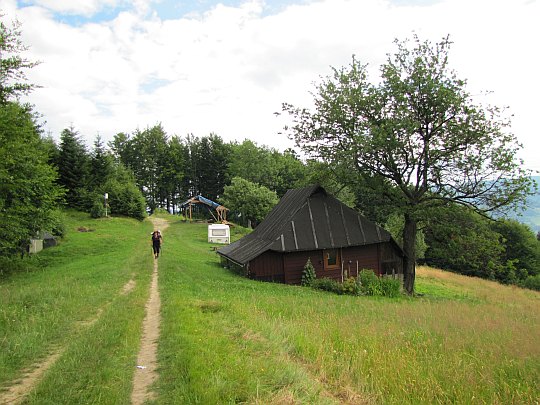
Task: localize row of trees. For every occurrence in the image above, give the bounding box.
[108,128,307,214]
[1,11,538,292]
[53,123,537,289]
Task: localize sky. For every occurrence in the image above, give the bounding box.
[3,0,539,171]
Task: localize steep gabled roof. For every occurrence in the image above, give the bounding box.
[217,185,398,265]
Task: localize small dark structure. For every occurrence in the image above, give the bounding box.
[217,185,404,284]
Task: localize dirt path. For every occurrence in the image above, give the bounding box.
[130,217,168,405]
[1,262,143,404]
[0,294,116,405]
[0,349,64,404]
[1,219,167,405]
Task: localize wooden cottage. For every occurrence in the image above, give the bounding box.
[217,185,404,284]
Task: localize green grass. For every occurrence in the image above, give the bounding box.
[0,211,152,404]
[1,213,539,404]
[155,220,540,404]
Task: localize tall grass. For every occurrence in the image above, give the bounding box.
[156,221,540,404]
[0,211,152,404]
[1,215,538,404]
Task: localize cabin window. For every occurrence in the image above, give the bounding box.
[323,249,340,269]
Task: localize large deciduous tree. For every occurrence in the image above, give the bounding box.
[283,35,534,294]
[227,140,306,197]
[0,14,39,104]
[0,102,63,256]
[0,13,63,258]
[220,177,278,228]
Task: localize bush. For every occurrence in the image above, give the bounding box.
[308,270,402,298]
[105,179,147,220]
[342,276,359,295]
[358,269,381,296]
[311,278,343,294]
[49,209,66,238]
[301,258,316,286]
[0,256,25,277]
[153,207,169,215]
[90,197,107,218]
[521,274,540,291]
[380,277,401,297]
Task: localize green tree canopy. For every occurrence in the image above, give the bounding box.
[0,14,40,103]
[490,219,540,279]
[88,135,114,190]
[220,177,278,227]
[101,164,147,220]
[57,126,90,209]
[227,140,306,197]
[423,205,507,281]
[283,35,534,294]
[0,102,63,256]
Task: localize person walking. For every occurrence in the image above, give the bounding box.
[151,230,163,259]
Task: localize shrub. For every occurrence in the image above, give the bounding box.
[358,269,381,296]
[380,277,401,297]
[90,197,107,218]
[311,278,342,294]
[153,208,169,215]
[0,256,27,277]
[521,274,540,291]
[342,276,359,295]
[105,179,147,220]
[301,258,316,286]
[49,209,66,238]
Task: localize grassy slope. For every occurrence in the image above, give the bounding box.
[1,213,539,404]
[156,218,540,404]
[0,211,153,404]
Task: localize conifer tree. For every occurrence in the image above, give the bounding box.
[57,126,90,209]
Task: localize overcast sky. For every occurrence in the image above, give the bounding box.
[3,0,539,171]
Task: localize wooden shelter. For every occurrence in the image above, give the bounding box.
[217,185,404,284]
[179,195,229,223]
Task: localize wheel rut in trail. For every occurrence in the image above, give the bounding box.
[0,349,64,405]
[131,217,168,405]
[0,275,140,404]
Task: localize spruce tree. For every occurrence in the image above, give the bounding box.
[57,126,90,209]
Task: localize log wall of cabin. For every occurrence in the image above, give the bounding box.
[282,245,381,285]
[341,244,380,276]
[247,242,402,285]
[248,250,285,283]
[283,250,324,285]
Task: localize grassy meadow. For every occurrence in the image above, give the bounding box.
[1,212,539,404]
[0,211,153,404]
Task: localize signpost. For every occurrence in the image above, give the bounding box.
[104,193,108,217]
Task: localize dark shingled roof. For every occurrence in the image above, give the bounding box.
[217,185,397,266]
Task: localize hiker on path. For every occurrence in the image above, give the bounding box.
[151,230,163,259]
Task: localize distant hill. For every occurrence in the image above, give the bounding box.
[506,176,540,232]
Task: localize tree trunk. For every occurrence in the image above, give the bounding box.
[402,212,417,295]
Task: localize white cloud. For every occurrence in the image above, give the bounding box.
[18,0,120,16]
[7,0,540,171]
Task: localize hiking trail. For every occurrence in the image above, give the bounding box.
[130,217,168,405]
